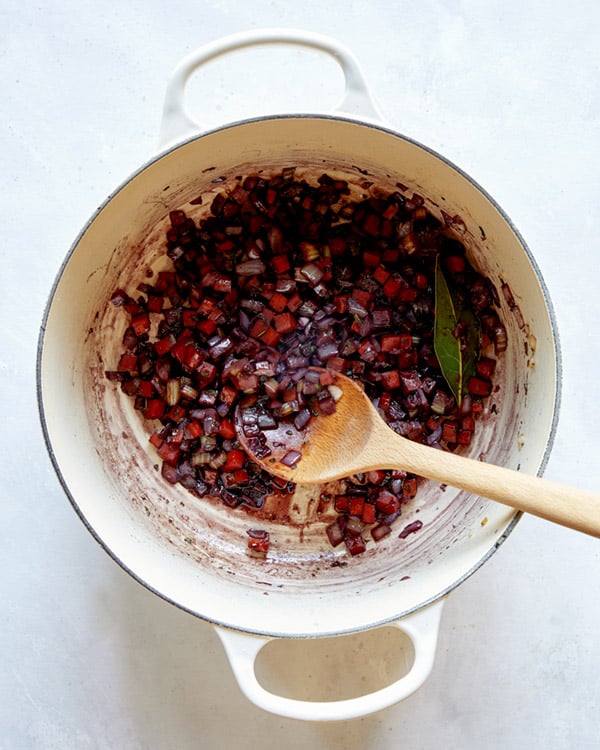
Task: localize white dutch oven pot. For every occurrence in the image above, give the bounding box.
[37,30,560,721]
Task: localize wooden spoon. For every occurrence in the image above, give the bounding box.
[237,369,600,538]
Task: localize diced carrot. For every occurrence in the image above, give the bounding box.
[380,370,401,390]
[476,357,496,380]
[402,478,418,500]
[249,318,269,339]
[166,405,186,422]
[157,441,180,465]
[351,288,372,308]
[233,469,249,484]
[268,291,289,312]
[143,399,165,420]
[147,296,163,313]
[366,470,387,485]
[184,345,203,371]
[248,536,269,554]
[333,294,349,314]
[442,421,459,443]
[196,362,217,387]
[362,249,380,268]
[373,265,391,285]
[467,377,492,396]
[328,237,347,255]
[458,429,473,446]
[185,420,203,439]
[446,255,466,273]
[350,496,364,517]
[286,292,303,312]
[398,286,418,302]
[138,380,154,398]
[318,369,336,386]
[197,297,217,316]
[218,418,237,440]
[148,431,163,449]
[118,353,138,372]
[131,312,151,336]
[154,334,175,356]
[382,248,400,264]
[182,309,198,327]
[345,534,366,556]
[382,275,403,299]
[197,318,217,336]
[362,213,380,237]
[274,311,297,333]
[262,326,281,347]
[378,392,392,413]
[271,254,291,274]
[335,495,350,512]
[223,450,246,471]
[362,503,376,524]
[376,490,400,515]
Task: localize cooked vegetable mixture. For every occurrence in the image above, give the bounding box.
[105,168,505,555]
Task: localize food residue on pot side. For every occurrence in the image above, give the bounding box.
[104,167,507,557]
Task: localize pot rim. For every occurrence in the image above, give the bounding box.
[36,112,562,637]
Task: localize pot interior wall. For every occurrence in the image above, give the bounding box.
[40,117,558,636]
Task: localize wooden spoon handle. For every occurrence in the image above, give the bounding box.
[370,430,600,538]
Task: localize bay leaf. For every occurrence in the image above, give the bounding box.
[434,258,462,404]
[460,307,481,389]
[434,257,482,406]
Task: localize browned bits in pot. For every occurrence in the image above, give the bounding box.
[105,169,505,556]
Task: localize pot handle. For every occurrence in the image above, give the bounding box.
[214,599,445,722]
[159,28,383,149]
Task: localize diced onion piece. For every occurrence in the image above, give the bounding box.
[280,449,302,467]
[327,384,343,402]
[235,259,266,276]
[107,167,505,557]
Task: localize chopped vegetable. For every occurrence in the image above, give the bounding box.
[105,168,505,555]
[246,528,270,554]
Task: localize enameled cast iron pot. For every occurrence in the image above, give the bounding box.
[37,30,560,721]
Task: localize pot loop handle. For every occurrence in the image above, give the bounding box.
[215,599,445,722]
[159,28,383,149]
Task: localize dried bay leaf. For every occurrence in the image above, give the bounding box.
[434,258,462,403]
[433,258,482,405]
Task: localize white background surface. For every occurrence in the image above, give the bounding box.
[2,1,599,747]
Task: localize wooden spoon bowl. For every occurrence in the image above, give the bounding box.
[237,368,600,538]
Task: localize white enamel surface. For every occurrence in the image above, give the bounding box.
[39,114,558,639]
[159,28,382,148]
[215,600,444,721]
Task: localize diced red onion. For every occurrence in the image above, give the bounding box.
[280,449,302,467]
[346,297,368,318]
[399,520,423,538]
[246,528,269,539]
[293,408,312,430]
[345,517,365,536]
[426,426,443,445]
[371,523,392,542]
[107,167,505,558]
[236,259,266,276]
[299,263,324,286]
[317,342,339,360]
[326,519,345,547]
